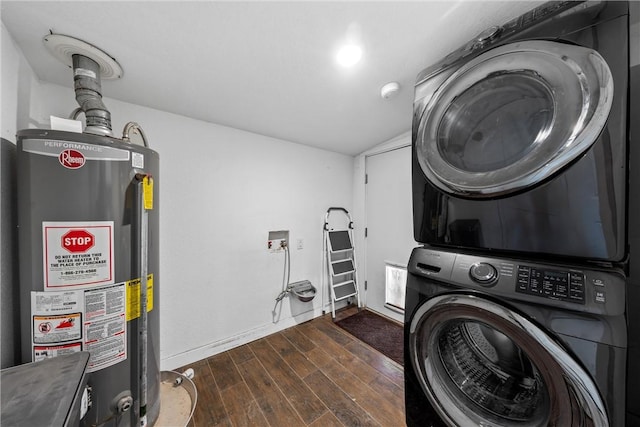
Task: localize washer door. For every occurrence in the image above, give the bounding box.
[409,294,608,426]
[415,40,613,198]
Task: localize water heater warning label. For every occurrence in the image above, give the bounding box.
[126,274,154,321]
[43,221,115,290]
[31,284,127,372]
[33,313,82,343]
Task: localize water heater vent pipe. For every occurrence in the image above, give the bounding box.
[43,34,123,137]
[72,54,113,136]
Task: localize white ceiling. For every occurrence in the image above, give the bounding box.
[1,1,544,156]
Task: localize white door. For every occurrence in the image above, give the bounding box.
[365,145,416,322]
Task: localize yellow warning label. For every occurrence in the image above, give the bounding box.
[143,176,154,210]
[126,274,154,321]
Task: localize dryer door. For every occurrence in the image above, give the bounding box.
[409,293,608,426]
[415,40,613,198]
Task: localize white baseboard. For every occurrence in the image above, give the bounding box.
[160,305,326,371]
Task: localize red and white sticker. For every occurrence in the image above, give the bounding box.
[31,290,84,361]
[43,221,115,290]
[33,313,82,343]
[30,285,127,372]
[83,284,127,372]
[85,312,126,372]
[59,149,86,169]
[34,342,82,362]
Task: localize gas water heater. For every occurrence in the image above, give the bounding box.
[16,35,160,426]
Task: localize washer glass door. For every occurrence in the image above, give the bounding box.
[409,294,608,426]
[416,40,613,198]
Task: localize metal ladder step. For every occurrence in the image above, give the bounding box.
[328,230,353,251]
[332,280,357,301]
[331,259,355,276]
[330,248,353,255]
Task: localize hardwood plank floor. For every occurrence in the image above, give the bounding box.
[181,309,405,426]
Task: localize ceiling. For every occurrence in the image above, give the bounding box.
[1,1,544,156]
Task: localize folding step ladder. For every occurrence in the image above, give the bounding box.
[323,207,361,319]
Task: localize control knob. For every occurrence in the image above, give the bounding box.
[469,262,498,285]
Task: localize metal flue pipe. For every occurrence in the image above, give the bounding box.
[72,54,113,136]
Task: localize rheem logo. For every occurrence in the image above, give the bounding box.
[59,149,86,169]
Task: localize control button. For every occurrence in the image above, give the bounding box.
[469,262,498,285]
[555,282,568,298]
[529,269,542,294]
[570,272,584,283]
[569,292,585,303]
[568,281,585,303]
[516,278,528,292]
[592,278,605,287]
[474,26,502,47]
[569,281,584,291]
[516,266,529,293]
[517,269,530,278]
[595,290,606,303]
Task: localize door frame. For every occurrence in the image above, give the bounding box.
[363,141,412,322]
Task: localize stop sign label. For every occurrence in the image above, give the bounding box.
[62,229,95,253]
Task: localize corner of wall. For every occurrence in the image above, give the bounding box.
[1,138,20,368]
[2,22,20,142]
[0,22,30,368]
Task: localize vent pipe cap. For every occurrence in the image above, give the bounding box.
[43,34,123,79]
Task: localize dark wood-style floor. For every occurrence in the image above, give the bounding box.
[182,308,405,426]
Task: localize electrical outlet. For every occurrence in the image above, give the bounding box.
[297,238,304,250]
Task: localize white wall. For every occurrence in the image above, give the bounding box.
[2,26,354,370]
[1,22,38,368]
[1,23,39,138]
[1,23,19,140]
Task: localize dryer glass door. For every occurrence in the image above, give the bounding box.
[416,40,613,198]
[409,294,608,426]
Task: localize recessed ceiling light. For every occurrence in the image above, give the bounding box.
[336,44,362,67]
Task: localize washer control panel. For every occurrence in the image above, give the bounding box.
[408,247,626,316]
[515,266,584,304]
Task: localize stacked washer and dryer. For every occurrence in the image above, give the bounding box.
[404,2,639,426]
